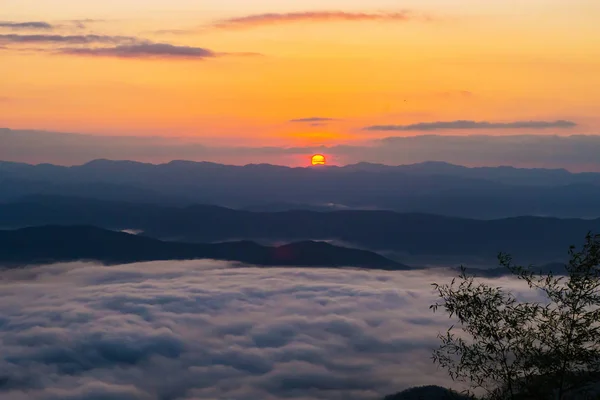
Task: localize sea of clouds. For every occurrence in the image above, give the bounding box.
[0,261,537,400]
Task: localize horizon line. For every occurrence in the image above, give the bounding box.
[0,157,575,172]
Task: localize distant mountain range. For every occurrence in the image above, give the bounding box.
[0,225,407,269]
[3,159,600,218]
[0,196,597,264]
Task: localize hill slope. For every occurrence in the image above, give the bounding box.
[0,225,407,270]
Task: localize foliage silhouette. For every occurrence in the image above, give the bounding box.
[431,233,600,399]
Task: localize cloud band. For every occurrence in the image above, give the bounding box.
[363,120,577,131]
[213,11,419,29]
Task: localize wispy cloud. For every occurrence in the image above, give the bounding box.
[66,19,105,29]
[153,29,191,35]
[1,33,250,61]
[0,21,54,30]
[213,11,423,29]
[0,20,108,32]
[0,33,141,45]
[364,120,577,131]
[290,117,337,123]
[59,43,218,60]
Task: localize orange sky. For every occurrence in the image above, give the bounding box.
[1,0,599,148]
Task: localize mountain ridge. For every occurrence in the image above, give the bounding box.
[0,158,595,183]
[1,196,599,264]
[4,159,600,218]
[0,225,408,270]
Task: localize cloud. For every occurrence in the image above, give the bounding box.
[212,11,422,29]
[66,19,105,30]
[4,129,600,171]
[290,117,337,123]
[0,21,54,30]
[0,34,239,60]
[364,120,578,131]
[0,34,141,45]
[59,43,218,60]
[152,29,191,36]
[0,32,247,60]
[34,382,151,400]
[0,260,535,399]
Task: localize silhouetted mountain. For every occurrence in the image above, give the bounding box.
[384,385,472,400]
[242,202,352,212]
[1,196,598,264]
[0,178,187,205]
[344,161,600,187]
[0,225,407,269]
[3,159,600,218]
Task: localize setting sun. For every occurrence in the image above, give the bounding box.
[311,154,327,165]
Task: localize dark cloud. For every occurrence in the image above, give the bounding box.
[0,21,54,30]
[59,43,218,60]
[213,11,422,29]
[0,34,242,60]
[364,119,577,131]
[0,34,141,45]
[0,260,500,399]
[290,117,337,123]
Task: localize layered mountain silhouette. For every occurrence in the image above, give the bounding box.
[0,225,407,269]
[3,159,600,218]
[1,196,599,263]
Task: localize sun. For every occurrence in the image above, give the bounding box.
[311,154,327,166]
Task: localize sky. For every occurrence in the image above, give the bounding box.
[1,0,600,162]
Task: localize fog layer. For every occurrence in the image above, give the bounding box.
[0,261,536,399]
